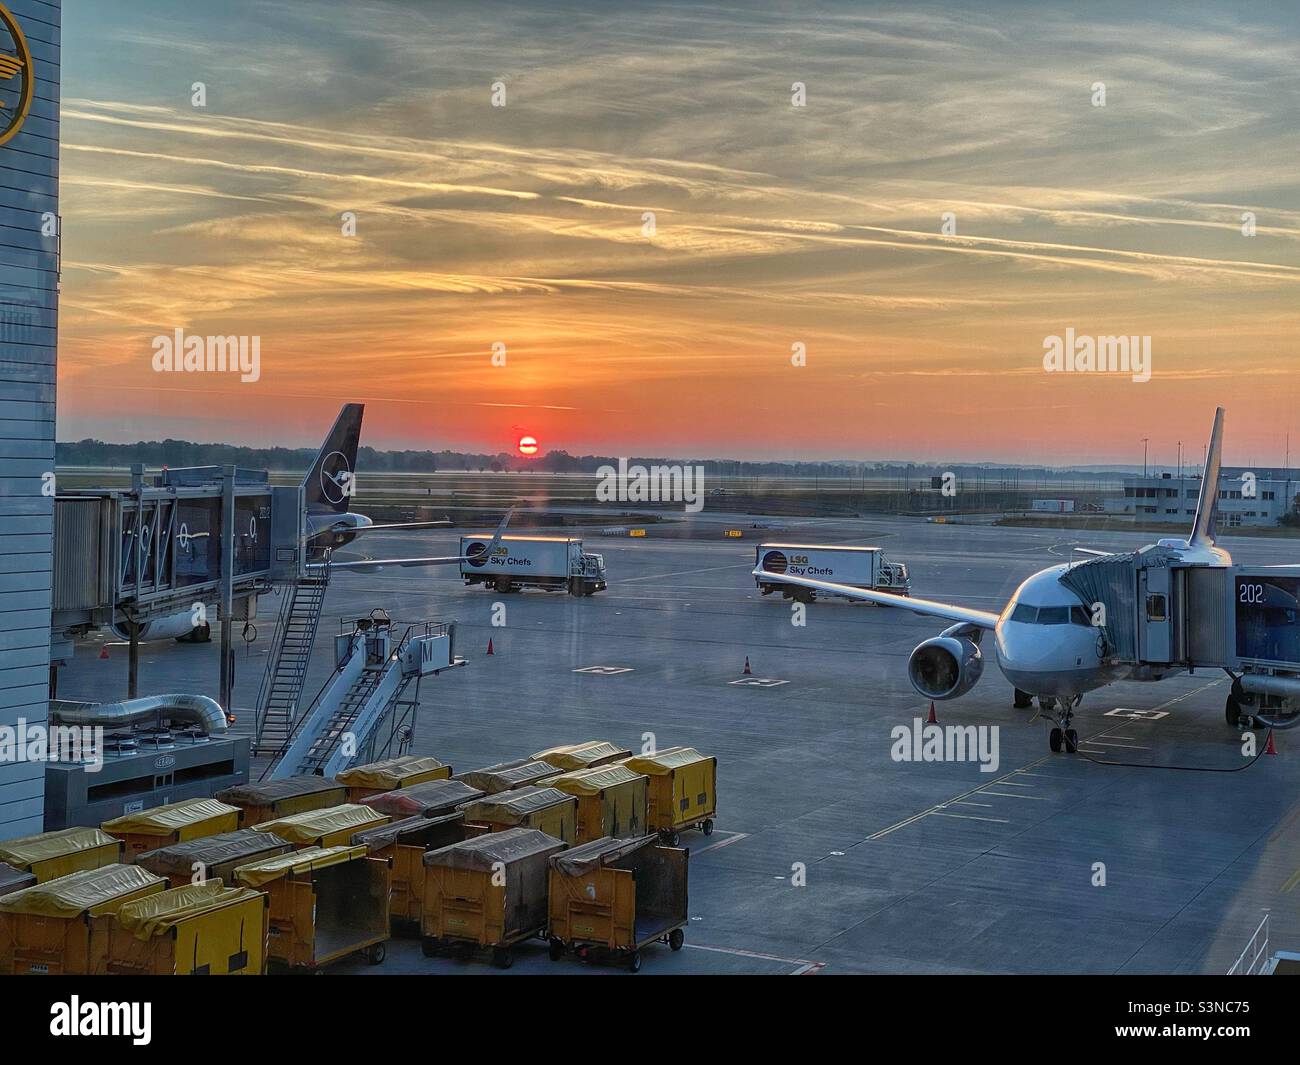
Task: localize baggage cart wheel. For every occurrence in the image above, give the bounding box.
[492,946,514,969]
[548,938,564,961]
[364,943,386,965]
[628,951,642,973]
[702,819,714,836]
[668,928,684,951]
[421,937,439,958]
[666,830,680,847]
[456,942,475,961]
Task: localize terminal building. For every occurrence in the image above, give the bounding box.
[1105,466,1300,528]
[0,0,59,837]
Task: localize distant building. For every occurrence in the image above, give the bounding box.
[1105,466,1300,528]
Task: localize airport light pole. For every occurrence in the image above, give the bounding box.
[1141,438,1149,478]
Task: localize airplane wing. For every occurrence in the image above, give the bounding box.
[752,567,1001,630]
[348,519,453,533]
[314,509,513,572]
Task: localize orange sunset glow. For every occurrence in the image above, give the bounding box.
[56,2,1300,464]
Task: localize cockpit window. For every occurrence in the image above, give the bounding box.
[1037,606,1070,625]
[1070,605,1094,627]
[1010,604,1036,623]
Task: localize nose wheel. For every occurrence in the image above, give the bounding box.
[1047,695,1081,753]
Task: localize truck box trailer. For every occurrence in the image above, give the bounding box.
[459,534,607,596]
[755,542,910,600]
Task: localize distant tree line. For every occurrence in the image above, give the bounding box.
[55,438,1129,482]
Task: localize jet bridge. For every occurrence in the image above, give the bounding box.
[266,614,463,780]
[1060,550,1300,725]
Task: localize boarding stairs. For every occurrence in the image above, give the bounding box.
[250,565,330,756]
[265,617,461,780]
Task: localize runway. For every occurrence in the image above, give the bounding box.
[60,514,1300,974]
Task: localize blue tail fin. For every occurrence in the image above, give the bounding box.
[303,403,364,515]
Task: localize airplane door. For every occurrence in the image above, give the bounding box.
[1141,565,1173,664]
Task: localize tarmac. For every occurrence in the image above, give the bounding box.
[59,513,1300,974]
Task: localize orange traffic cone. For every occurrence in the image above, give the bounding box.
[743,656,752,675]
[1265,730,1277,755]
[926,702,938,725]
[98,646,109,660]
[486,638,494,656]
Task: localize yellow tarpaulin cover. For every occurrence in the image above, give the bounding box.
[544,763,645,796]
[0,864,164,918]
[251,804,386,845]
[0,826,118,868]
[233,845,366,887]
[115,880,262,940]
[623,747,711,774]
[531,741,629,771]
[336,756,447,790]
[102,798,240,836]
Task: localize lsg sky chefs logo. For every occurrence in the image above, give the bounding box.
[0,2,35,147]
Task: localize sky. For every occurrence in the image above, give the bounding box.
[55,0,1300,465]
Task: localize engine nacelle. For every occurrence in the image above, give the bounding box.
[907,635,984,700]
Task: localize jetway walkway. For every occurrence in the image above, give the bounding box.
[265,615,462,780]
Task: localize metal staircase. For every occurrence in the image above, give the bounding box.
[265,618,461,781]
[251,566,330,755]
[292,666,386,776]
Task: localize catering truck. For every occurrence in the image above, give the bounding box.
[754,543,910,601]
[459,534,607,596]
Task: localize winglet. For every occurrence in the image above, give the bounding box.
[1189,406,1224,548]
[483,507,513,553]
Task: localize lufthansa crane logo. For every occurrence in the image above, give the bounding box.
[0,4,33,148]
[319,451,353,505]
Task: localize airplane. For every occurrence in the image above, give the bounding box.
[113,402,510,640]
[751,407,1290,752]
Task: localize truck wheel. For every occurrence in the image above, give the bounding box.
[668,928,684,951]
[548,938,564,961]
[628,951,642,973]
[495,577,512,593]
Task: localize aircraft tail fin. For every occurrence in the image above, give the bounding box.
[1188,406,1224,548]
[303,403,364,514]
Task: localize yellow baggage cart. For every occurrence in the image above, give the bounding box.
[351,812,480,930]
[252,803,387,849]
[0,826,123,882]
[456,759,561,794]
[420,827,566,968]
[105,880,269,975]
[0,864,167,975]
[102,798,241,858]
[235,845,390,970]
[543,764,648,843]
[360,778,484,819]
[531,741,632,772]
[547,835,688,972]
[621,747,717,845]
[216,777,347,827]
[337,756,451,803]
[460,786,578,844]
[136,829,294,888]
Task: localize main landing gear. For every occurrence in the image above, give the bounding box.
[1046,694,1081,754]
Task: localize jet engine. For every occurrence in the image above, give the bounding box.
[907,635,983,700]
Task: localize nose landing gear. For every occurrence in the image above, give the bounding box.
[1046,695,1081,753]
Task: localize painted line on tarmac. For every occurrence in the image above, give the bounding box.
[683,941,825,974]
[692,831,749,856]
[620,562,754,583]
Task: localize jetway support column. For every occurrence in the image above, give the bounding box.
[219,465,236,716]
